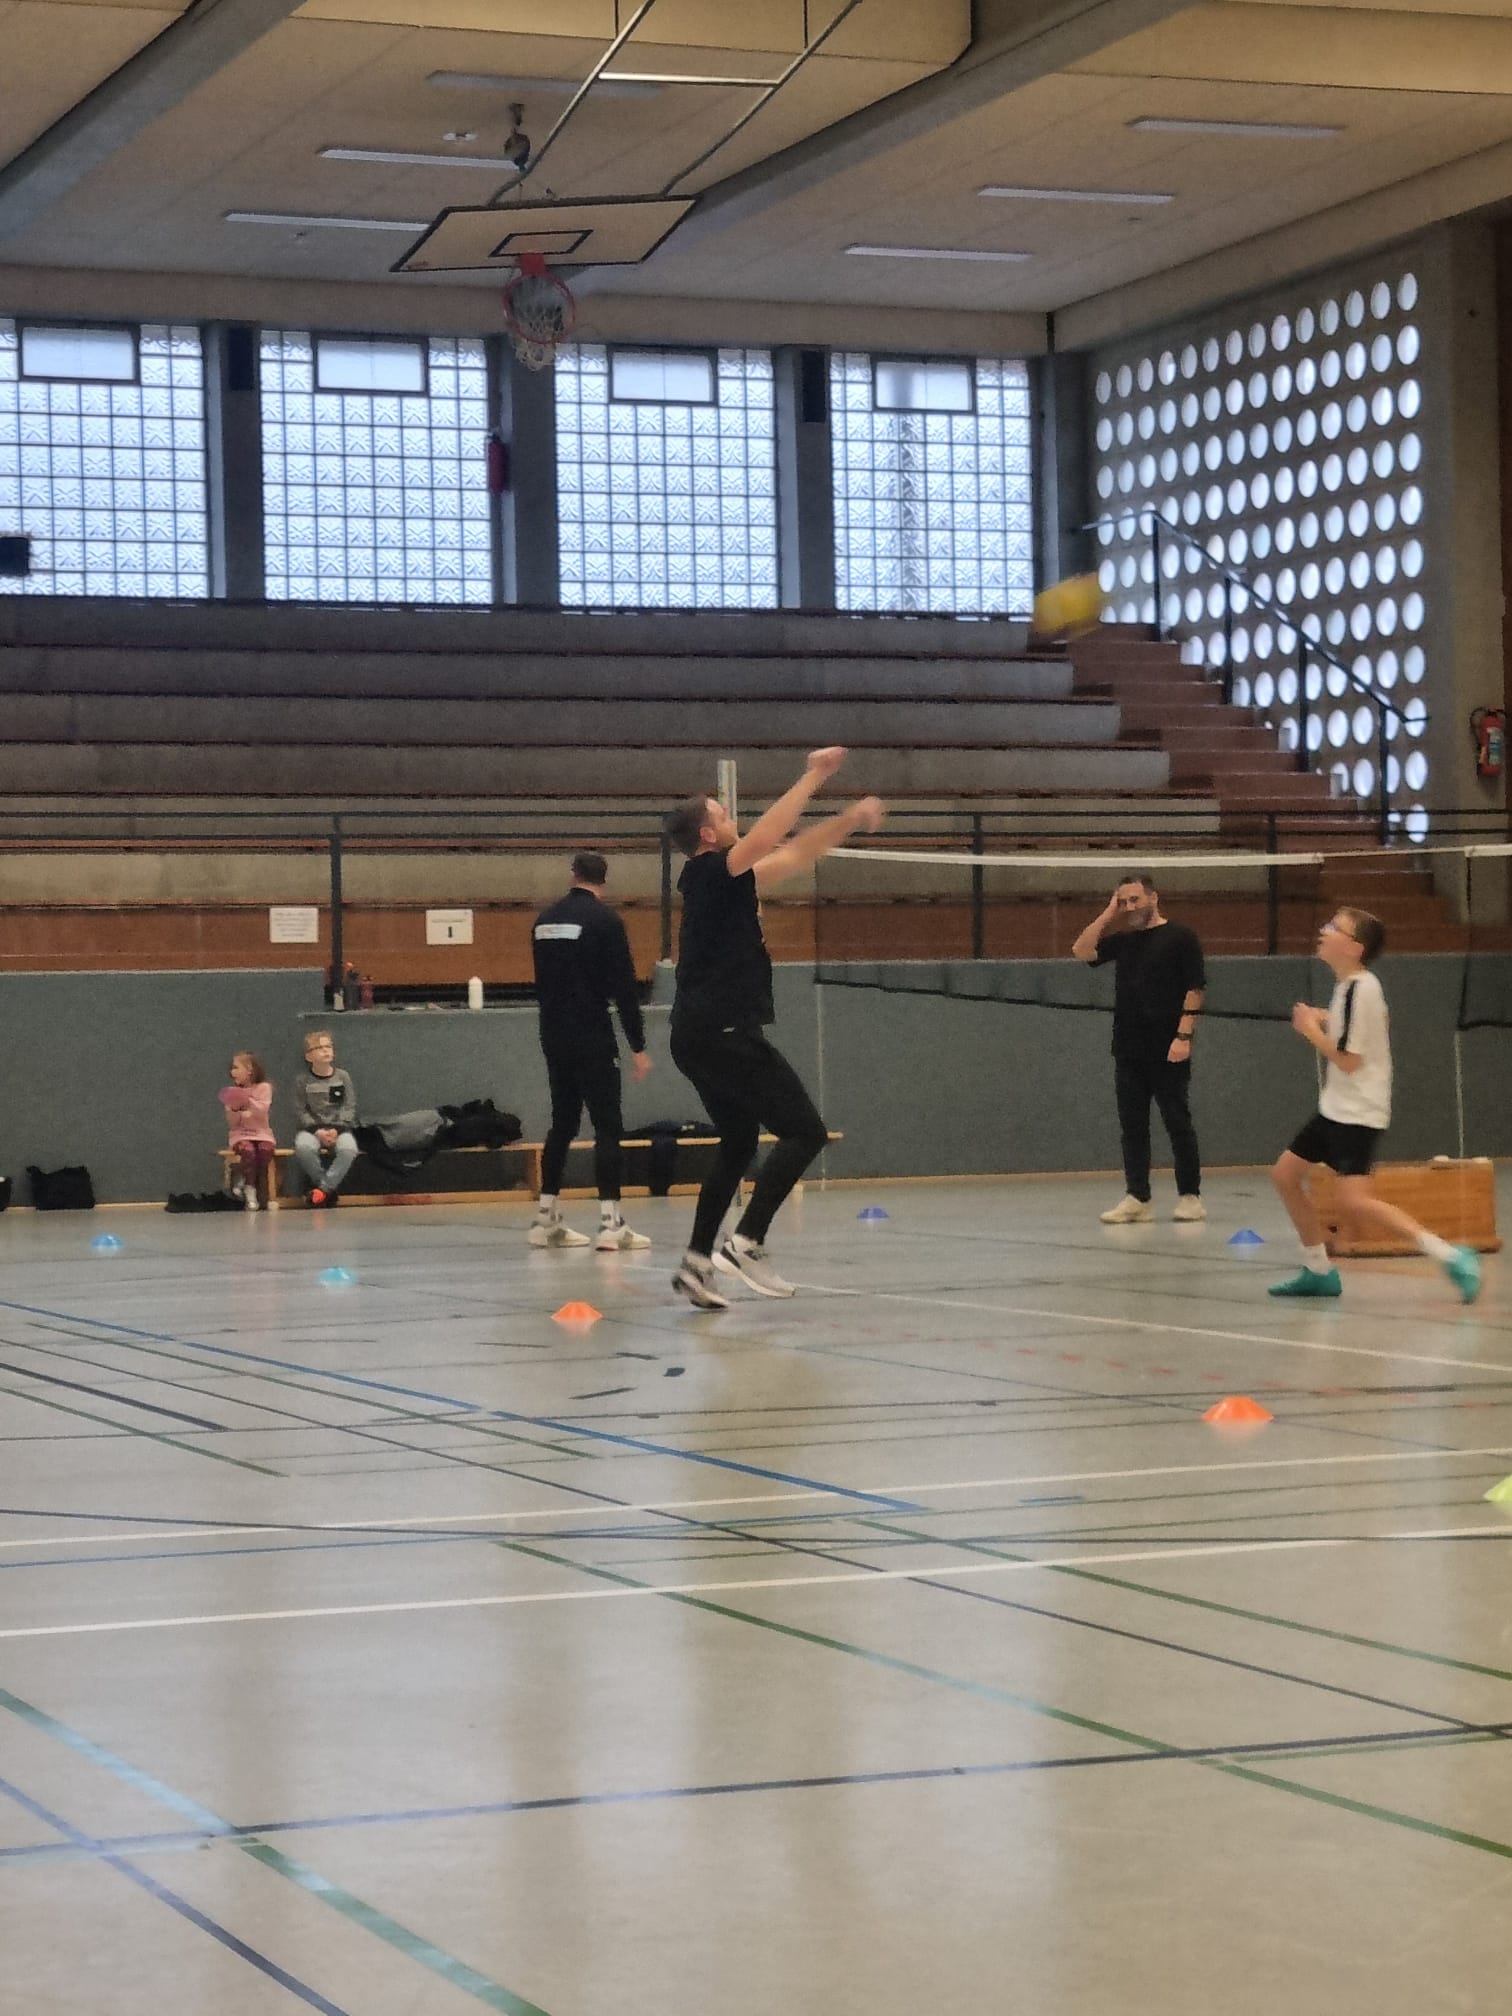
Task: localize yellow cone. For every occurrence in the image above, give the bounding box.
[1483,1475,1512,1504]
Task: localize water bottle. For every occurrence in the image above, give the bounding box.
[467,976,484,1011]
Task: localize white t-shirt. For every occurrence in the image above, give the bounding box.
[1318,968,1392,1129]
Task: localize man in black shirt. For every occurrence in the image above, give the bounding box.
[530,851,652,1252]
[1072,872,1206,1224]
[665,748,885,1308]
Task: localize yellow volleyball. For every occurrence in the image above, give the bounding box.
[1032,573,1106,639]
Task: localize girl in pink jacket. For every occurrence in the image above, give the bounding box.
[220,1052,276,1211]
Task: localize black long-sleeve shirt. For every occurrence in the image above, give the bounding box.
[532,886,646,1054]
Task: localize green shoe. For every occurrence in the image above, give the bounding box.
[1268,1267,1343,1298]
[1444,1247,1482,1305]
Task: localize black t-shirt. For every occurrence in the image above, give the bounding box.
[673,848,774,1032]
[1094,920,1206,1059]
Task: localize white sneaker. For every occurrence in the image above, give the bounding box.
[672,1254,729,1310]
[529,1219,590,1249]
[1100,1195,1154,1225]
[714,1234,795,1299]
[244,1192,261,1213]
[1173,1195,1207,1222]
[595,1221,651,1252]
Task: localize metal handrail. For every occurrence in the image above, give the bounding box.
[1079,506,1412,842]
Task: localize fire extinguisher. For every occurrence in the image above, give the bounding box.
[1471,706,1506,779]
[485,432,509,496]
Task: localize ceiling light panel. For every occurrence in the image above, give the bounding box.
[320,147,525,171]
[979,185,1173,205]
[1128,117,1341,139]
[225,211,429,231]
[846,244,1031,262]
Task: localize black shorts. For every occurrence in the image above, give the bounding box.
[1286,1112,1383,1178]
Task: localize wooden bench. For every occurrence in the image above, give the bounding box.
[1310,1158,1502,1257]
[217,1132,842,1207]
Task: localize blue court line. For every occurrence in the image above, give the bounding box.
[4,1721,1504,1871]
[0,1295,919,1511]
[0,1773,353,2016]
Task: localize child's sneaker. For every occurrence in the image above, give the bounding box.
[1444,1247,1482,1304]
[1268,1267,1343,1298]
[244,1192,261,1213]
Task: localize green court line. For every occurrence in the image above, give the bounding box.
[855,1515,1512,1688]
[0,1686,549,2016]
[0,1382,282,1478]
[478,1531,1512,1865]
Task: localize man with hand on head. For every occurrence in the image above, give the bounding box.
[530,849,653,1254]
[665,747,885,1309]
[1073,872,1206,1225]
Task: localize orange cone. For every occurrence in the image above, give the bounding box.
[1202,1395,1273,1425]
[553,1301,602,1324]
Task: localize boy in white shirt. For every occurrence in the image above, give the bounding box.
[1269,906,1481,1302]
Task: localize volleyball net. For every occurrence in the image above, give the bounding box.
[809,838,1512,1034]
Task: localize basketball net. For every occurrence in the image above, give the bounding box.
[501,252,578,371]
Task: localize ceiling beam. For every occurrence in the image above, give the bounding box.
[640,0,1193,267]
[0,0,306,242]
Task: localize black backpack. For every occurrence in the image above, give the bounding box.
[28,1165,95,1211]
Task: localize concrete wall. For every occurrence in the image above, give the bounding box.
[0,956,1501,1206]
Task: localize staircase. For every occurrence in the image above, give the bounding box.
[1068,624,1461,951]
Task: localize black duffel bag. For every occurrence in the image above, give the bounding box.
[28,1165,96,1211]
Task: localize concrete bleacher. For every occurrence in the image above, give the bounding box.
[0,597,1457,969]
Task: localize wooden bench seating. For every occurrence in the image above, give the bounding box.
[217,1132,843,1207]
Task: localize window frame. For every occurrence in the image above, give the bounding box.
[312,331,430,398]
[870,353,977,417]
[607,344,719,408]
[17,320,141,387]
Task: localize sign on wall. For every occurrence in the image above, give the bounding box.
[269,906,320,944]
[426,908,474,945]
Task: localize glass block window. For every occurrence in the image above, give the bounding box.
[1090,264,1429,837]
[556,344,777,609]
[0,319,208,598]
[832,353,1033,616]
[260,331,491,604]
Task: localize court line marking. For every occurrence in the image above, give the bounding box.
[0,1773,355,2016]
[0,1294,916,1510]
[7,1445,1512,1554]
[797,1283,1512,1378]
[4,1526,1509,1641]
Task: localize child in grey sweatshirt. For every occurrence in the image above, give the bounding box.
[293,1028,358,1205]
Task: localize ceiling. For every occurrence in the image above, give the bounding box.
[4,0,1512,346]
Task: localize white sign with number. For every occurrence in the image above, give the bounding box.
[426,908,474,945]
[269,906,320,944]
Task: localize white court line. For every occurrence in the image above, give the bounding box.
[796,1282,1512,1379]
[9,1447,1512,1555]
[3,1526,1509,1643]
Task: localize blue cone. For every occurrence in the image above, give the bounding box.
[1228,1228,1265,1247]
[318,1266,356,1287]
[857,1206,890,1223]
[90,1233,122,1252]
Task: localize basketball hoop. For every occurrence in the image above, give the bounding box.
[501,253,577,371]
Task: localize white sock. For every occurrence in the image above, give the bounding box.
[536,1194,558,1222]
[599,1201,621,1227]
[1416,1229,1455,1264]
[1301,1244,1331,1273]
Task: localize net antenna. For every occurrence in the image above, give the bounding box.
[500,253,578,371]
